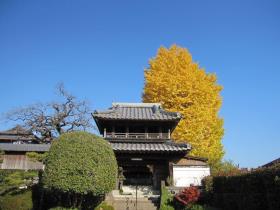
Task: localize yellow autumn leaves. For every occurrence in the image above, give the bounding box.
[143,45,224,166]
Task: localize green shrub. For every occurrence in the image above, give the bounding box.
[94,202,114,210]
[160,186,174,210]
[26,152,48,162]
[187,204,204,210]
[0,190,32,210]
[42,132,118,208]
[49,207,78,210]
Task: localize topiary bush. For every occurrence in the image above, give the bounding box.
[42,132,118,208]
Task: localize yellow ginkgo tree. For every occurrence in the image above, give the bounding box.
[143,45,224,166]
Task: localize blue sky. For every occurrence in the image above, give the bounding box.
[0,0,279,167]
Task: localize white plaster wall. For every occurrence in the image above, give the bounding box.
[173,166,210,187]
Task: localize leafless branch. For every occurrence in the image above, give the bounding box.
[4,84,94,142]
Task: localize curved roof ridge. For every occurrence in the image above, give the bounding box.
[112,102,161,108]
[93,102,182,121]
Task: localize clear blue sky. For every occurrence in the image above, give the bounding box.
[0,0,279,168]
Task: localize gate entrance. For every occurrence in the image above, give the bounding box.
[123,165,153,186]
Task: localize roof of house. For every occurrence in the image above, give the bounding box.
[261,157,280,168]
[0,125,30,135]
[110,141,190,153]
[0,143,50,152]
[93,103,181,121]
[0,125,37,142]
[0,141,190,154]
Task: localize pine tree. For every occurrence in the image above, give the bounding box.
[143,45,224,166]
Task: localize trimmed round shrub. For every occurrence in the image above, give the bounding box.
[42,132,117,196]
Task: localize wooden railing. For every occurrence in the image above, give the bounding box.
[104,132,170,139]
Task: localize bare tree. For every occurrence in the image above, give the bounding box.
[5,84,94,142]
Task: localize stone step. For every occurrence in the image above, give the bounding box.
[106,195,159,210]
[112,202,158,210]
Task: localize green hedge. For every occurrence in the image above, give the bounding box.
[210,166,280,210]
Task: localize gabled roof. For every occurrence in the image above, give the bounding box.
[261,157,280,168]
[0,126,37,142]
[93,103,181,121]
[0,125,31,135]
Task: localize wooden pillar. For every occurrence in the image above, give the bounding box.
[145,127,148,138]
[104,128,107,138]
[168,162,174,186]
[125,126,129,138]
[159,127,162,139]
[112,126,115,138]
[168,129,171,139]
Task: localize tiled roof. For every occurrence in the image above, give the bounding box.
[0,143,50,152]
[0,141,190,153]
[93,103,181,121]
[0,135,34,141]
[110,141,191,153]
[0,125,31,135]
[0,126,37,141]
[261,157,280,168]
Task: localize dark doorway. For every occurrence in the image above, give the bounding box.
[123,165,153,185]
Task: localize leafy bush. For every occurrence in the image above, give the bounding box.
[160,186,174,210]
[26,152,48,162]
[0,189,33,210]
[174,186,200,208]
[187,204,204,210]
[94,202,114,210]
[49,207,78,210]
[200,176,213,204]
[42,132,118,208]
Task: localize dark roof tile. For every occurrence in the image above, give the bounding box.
[93,103,181,121]
[0,141,190,154]
[110,141,190,153]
